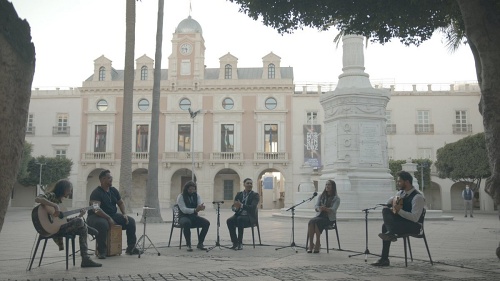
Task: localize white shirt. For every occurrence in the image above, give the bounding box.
[387,187,425,223]
[176,193,203,215]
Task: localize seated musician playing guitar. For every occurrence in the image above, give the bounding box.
[371,171,425,267]
[34,179,102,268]
[227,178,260,250]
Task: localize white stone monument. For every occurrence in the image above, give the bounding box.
[319,35,394,211]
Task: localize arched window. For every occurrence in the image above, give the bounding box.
[98,67,106,81]
[224,64,232,79]
[268,63,275,79]
[141,66,148,80]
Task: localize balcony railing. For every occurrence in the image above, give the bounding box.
[132,152,149,160]
[53,126,70,135]
[26,126,35,135]
[254,152,288,161]
[414,124,434,134]
[210,152,244,161]
[452,124,472,134]
[386,124,396,135]
[81,152,114,161]
[163,152,203,161]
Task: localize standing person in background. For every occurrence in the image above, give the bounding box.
[227,178,260,250]
[307,180,340,253]
[176,181,210,251]
[462,185,474,218]
[87,170,141,259]
[34,179,101,268]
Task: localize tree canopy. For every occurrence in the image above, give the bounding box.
[435,133,490,190]
[18,155,73,188]
[229,0,463,46]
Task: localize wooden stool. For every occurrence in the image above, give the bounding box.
[96,225,122,256]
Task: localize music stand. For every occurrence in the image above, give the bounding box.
[275,194,316,253]
[348,205,381,262]
[136,207,160,258]
[206,201,233,252]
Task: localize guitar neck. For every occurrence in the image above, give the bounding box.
[61,205,93,218]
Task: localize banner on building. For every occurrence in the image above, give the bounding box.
[304,125,321,168]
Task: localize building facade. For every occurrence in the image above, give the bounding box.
[14,16,496,213]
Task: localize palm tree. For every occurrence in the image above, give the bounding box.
[119,0,136,212]
[0,0,36,233]
[144,0,164,223]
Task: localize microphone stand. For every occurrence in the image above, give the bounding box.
[136,207,161,258]
[206,201,233,252]
[275,194,316,253]
[348,205,382,262]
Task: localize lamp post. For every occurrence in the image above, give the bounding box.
[35,161,46,195]
[188,108,201,182]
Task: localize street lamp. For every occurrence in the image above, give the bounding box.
[188,108,201,182]
[35,161,46,195]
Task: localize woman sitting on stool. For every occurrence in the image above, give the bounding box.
[307,180,340,253]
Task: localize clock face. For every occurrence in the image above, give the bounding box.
[180,43,193,55]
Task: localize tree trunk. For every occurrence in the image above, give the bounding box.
[144,0,165,223]
[120,0,136,212]
[456,0,500,207]
[0,0,36,233]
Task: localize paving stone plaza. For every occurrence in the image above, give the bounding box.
[0,207,498,280]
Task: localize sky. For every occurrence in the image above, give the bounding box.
[10,0,478,89]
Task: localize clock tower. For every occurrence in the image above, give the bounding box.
[168,16,206,81]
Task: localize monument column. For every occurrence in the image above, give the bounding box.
[320,35,394,210]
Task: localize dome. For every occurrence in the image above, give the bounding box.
[175,16,202,34]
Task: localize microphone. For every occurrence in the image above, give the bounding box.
[309,192,318,200]
[212,201,224,204]
[378,203,392,207]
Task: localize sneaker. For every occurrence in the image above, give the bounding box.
[186,245,193,252]
[125,247,142,255]
[237,243,243,250]
[81,257,102,268]
[230,243,238,250]
[371,258,390,267]
[197,244,207,250]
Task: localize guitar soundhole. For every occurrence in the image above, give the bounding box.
[48,214,53,224]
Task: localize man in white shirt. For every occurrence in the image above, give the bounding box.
[372,171,425,267]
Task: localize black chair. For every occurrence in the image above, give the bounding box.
[399,208,433,267]
[28,233,76,270]
[242,207,262,248]
[306,220,341,253]
[167,204,200,249]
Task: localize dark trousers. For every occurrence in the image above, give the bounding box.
[87,213,137,254]
[380,208,421,259]
[227,215,251,244]
[178,215,210,246]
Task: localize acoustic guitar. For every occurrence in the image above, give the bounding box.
[32,203,99,236]
[392,195,403,214]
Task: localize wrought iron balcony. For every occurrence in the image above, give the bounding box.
[52,126,70,135]
[414,124,434,134]
[452,124,472,134]
[386,124,396,135]
[26,126,35,135]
